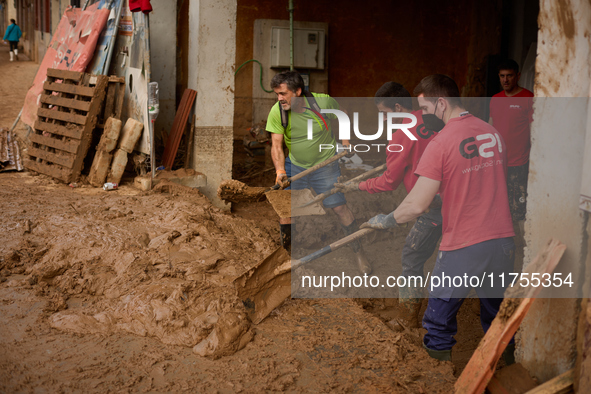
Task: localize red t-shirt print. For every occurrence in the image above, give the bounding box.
[359,110,437,194]
[489,88,534,167]
[415,114,515,251]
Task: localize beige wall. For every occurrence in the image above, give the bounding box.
[188,0,237,209]
[518,0,591,383]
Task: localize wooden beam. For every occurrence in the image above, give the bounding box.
[525,369,574,394]
[27,146,76,168]
[34,120,83,140]
[43,81,95,97]
[455,239,567,394]
[46,68,84,82]
[37,107,87,125]
[40,94,92,112]
[29,133,79,154]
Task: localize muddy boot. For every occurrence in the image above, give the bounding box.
[341,220,372,274]
[502,343,515,366]
[389,285,422,331]
[280,224,291,252]
[423,343,452,361]
[9,51,14,62]
[14,48,18,60]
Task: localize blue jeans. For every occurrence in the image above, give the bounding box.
[285,156,346,209]
[423,237,515,351]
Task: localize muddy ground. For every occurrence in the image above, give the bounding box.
[0,43,496,392]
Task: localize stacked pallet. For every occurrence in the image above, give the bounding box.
[24,69,108,183]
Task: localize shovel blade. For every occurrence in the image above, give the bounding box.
[234,247,292,324]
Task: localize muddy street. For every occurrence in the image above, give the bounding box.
[0,41,484,392]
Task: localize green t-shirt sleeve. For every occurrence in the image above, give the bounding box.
[266,102,285,135]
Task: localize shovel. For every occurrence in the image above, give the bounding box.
[298,163,388,208]
[218,151,348,203]
[234,227,375,324]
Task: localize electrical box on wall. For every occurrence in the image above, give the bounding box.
[270,27,326,69]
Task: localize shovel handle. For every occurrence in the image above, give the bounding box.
[269,151,348,191]
[292,228,375,269]
[298,163,388,208]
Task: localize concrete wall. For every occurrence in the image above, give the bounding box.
[250,19,329,128]
[234,0,503,137]
[7,0,16,21]
[34,30,51,64]
[518,0,591,383]
[148,0,177,144]
[188,0,236,209]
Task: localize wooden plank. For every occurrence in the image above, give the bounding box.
[46,68,84,82]
[37,107,87,125]
[103,83,117,119]
[43,81,95,97]
[185,114,196,168]
[26,146,75,169]
[114,82,125,119]
[525,369,574,394]
[24,159,72,183]
[162,89,197,169]
[29,133,79,154]
[34,120,83,139]
[455,239,567,394]
[40,94,91,112]
[108,76,125,83]
[69,74,109,180]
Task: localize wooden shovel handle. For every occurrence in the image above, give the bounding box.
[269,151,348,191]
[292,228,375,269]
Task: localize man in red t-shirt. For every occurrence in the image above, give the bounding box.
[361,75,515,362]
[334,82,442,332]
[489,59,534,232]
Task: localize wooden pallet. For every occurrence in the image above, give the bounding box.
[24,69,108,183]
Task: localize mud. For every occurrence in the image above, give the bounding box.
[0,49,480,390]
[497,298,523,321]
[218,179,267,203]
[265,188,326,219]
[1,175,275,358]
[0,171,462,391]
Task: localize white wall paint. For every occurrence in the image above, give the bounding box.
[519,0,591,383]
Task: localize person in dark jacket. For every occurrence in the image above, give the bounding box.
[3,19,23,62]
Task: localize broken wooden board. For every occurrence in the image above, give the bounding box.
[162,88,197,169]
[265,189,326,218]
[24,69,108,183]
[455,238,567,394]
[524,369,573,394]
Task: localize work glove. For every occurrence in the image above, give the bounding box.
[275,170,290,189]
[360,212,399,230]
[333,181,360,193]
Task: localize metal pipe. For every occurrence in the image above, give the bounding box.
[143,13,155,179]
[289,0,294,71]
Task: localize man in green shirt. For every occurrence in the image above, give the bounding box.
[266,70,371,274]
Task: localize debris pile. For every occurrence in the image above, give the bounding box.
[2,185,277,358]
[0,128,23,172]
